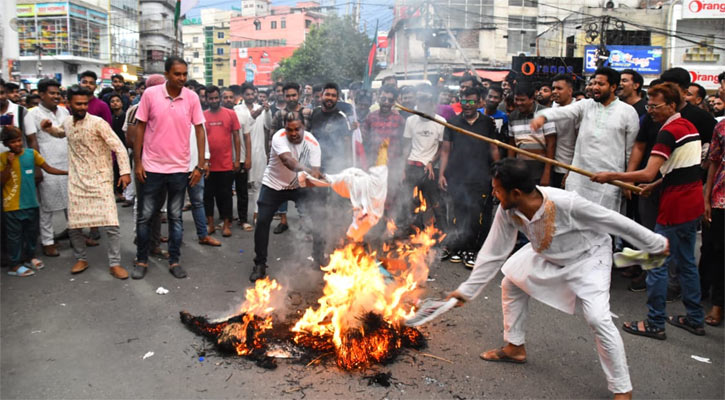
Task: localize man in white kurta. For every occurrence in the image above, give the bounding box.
[449,159,667,397]
[532,68,640,212]
[43,87,131,279]
[25,79,70,256]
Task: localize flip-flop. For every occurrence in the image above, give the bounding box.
[8,265,35,277]
[26,258,45,271]
[480,348,527,364]
[242,223,254,232]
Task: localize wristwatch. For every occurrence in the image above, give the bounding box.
[195,166,207,173]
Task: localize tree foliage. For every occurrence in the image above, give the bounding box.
[272,16,372,88]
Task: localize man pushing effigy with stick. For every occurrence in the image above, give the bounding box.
[397,104,670,399]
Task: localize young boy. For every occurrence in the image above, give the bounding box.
[1,125,66,277]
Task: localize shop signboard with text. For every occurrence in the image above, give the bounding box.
[511,56,583,82]
[585,46,663,75]
[685,66,722,90]
[682,0,725,18]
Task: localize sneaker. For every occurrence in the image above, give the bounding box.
[449,251,463,263]
[464,251,476,269]
[249,264,267,282]
[131,263,147,279]
[439,248,452,261]
[628,278,647,292]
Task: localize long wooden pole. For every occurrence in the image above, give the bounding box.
[395,104,643,194]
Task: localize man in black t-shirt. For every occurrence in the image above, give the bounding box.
[438,87,500,268]
[308,83,352,174]
[618,69,647,118]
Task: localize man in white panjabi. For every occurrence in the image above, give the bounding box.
[531,67,639,212]
[24,78,70,257]
[42,85,131,279]
[448,159,668,400]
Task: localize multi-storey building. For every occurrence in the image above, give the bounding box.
[139,0,182,74]
[182,17,205,83]
[229,0,325,87]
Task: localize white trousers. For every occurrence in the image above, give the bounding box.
[39,208,67,246]
[501,269,632,393]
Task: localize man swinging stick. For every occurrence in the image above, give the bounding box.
[446,159,668,399]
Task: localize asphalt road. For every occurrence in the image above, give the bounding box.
[1,203,723,399]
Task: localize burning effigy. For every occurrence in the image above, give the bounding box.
[180,222,440,371]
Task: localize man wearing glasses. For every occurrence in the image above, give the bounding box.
[439,87,500,268]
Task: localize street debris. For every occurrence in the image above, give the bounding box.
[142,351,154,360]
[156,287,169,295]
[364,371,392,387]
[691,355,711,364]
[31,330,42,334]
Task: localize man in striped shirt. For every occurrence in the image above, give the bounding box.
[592,82,706,340]
[508,83,557,186]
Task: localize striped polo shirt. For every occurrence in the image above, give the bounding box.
[651,113,704,225]
[508,102,557,157]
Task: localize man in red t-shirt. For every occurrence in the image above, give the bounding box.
[203,85,241,237]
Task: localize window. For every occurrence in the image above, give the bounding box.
[508,0,537,6]
[218,79,224,86]
[217,31,224,39]
[507,16,537,54]
[193,66,199,73]
[217,48,224,55]
[271,21,277,29]
[281,19,286,29]
[254,20,261,30]
[193,51,199,58]
[305,20,312,28]
[193,36,199,43]
[437,0,494,30]
[606,30,651,46]
[233,59,237,67]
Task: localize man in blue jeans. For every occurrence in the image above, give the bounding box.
[132,56,206,279]
[592,82,705,339]
[187,125,221,247]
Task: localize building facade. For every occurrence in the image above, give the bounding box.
[182,18,205,83]
[229,1,325,86]
[139,0,182,74]
[14,0,110,86]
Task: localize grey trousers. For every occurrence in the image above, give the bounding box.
[69,226,121,267]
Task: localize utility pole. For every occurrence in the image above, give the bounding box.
[35,44,43,78]
[595,16,610,67]
[423,1,430,80]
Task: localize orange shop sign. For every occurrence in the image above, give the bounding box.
[682,0,725,18]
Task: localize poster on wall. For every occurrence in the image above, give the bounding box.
[234,47,297,87]
[585,46,663,74]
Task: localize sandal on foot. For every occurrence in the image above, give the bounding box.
[8,265,35,277]
[26,258,45,271]
[131,263,148,280]
[622,320,666,340]
[480,348,527,364]
[169,264,187,279]
[666,315,705,336]
[242,222,253,232]
[705,307,723,327]
[150,248,170,259]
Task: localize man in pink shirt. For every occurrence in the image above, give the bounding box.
[132,56,206,279]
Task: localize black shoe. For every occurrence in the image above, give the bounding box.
[131,263,147,279]
[628,277,647,292]
[54,228,70,241]
[666,289,681,303]
[464,251,476,269]
[273,223,289,234]
[249,264,267,282]
[169,264,187,279]
[439,248,452,261]
[449,251,463,263]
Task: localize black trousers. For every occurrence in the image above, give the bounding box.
[700,208,724,307]
[447,182,493,253]
[402,164,446,232]
[235,169,249,223]
[254,185,323,266]
[204,170,234,221]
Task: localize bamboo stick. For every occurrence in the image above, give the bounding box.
[395,104,643,194]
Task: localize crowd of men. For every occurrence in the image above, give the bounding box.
[1,55,724,370]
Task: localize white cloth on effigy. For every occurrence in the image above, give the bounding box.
[456,186,667,394]
[299,165,387,242]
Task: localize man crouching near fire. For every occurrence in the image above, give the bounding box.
[446,159,669,399]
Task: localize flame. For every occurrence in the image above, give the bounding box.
[413,186,427,213]
[291,225,440,369]
[230,277,282,356]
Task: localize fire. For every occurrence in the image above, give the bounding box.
[413,186,427,213]
[291,225,439,369]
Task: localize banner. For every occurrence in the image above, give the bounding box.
[233,47,296,87]
[585,46,663,74]
[511,56,583,82]
[36,2,68,16]
[16,4,36,17]
[682,0,725,18]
